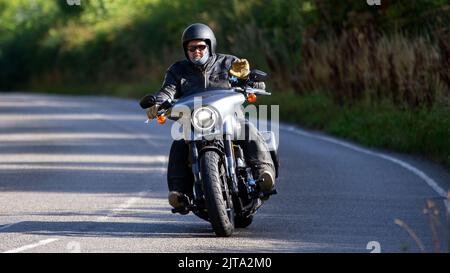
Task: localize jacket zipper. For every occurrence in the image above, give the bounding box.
[203,69,207,90]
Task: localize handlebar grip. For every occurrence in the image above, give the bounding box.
[139,95,156,109]
[157,99,173,116]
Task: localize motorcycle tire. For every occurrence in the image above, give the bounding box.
[200,151,234,237]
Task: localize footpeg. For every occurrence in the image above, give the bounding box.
[171,207,190,215]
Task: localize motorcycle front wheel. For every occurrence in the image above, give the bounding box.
[200,151,234,237]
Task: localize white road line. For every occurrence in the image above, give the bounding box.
[4,101,446,252]
[281,125,448,199]
[1,191,150,253]
[0,100,162,253]
[97,191,149,221]
[2,238,60,253]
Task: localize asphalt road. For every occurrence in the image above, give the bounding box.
[0,93,449,253]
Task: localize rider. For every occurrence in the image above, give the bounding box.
[140,23,276,212]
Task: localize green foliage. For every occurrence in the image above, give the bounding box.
[0,0,61,89]
[1,0,448,90]
[0,0,448,167]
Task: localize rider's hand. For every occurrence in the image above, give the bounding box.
[146,104,160,119]
[230,59,250,79]
[139,94,157,109]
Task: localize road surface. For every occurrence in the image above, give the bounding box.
[0,93,449,253]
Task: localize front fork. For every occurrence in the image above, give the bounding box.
[223,134,239,196]
[189,136,239,197]
[189,134,240,211]
[189,141,203,203]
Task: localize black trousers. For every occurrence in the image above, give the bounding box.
[167,121,276,197]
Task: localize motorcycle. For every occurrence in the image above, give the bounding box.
[141,69,279,237]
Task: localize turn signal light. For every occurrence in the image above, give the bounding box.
[157,114,166,124]
[247,93,257,103]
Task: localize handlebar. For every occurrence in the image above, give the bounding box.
[156,99,175,116]
[139,94,156,109]
[144,87,271,124]
[234,86,271,96]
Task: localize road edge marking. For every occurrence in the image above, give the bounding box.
[281,125,448,199]
[3,238,60,253]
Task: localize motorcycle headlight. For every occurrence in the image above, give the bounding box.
[192,107,218,131]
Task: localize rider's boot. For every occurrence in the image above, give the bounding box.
[257,170,275,192]
[166,140,194,214]
[168,191,190,215]
[256,168,275,201]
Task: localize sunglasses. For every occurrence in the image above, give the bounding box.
[187,44,207,52]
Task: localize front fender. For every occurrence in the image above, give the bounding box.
[198,145,224,159]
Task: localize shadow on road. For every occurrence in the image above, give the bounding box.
[0,220,215,238]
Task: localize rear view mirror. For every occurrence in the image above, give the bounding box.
[249,69,267,82]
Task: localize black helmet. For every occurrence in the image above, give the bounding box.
[181,23,216,59]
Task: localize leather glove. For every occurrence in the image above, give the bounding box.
[139,94,157,109]
[229,59,250,79]
[146,104,160,119]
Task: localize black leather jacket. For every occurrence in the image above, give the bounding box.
[152,53,263,104]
